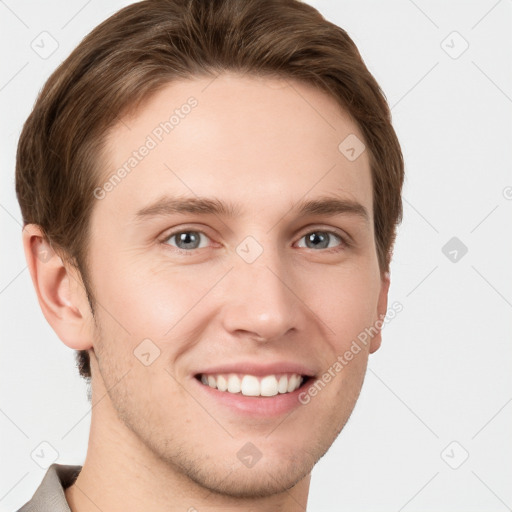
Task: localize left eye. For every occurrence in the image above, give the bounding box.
[164,231,209,250]
[296,231,343,250]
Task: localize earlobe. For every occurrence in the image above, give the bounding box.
[369,271,390,354]
[22,224,93,351]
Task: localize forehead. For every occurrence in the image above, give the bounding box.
[97,73,373,223]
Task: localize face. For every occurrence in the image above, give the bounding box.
[84,73,388,497]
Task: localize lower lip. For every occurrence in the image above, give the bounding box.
[192,376,315,418]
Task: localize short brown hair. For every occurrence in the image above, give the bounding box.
[16,0,404,381]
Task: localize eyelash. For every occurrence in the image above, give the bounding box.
[159,227,351,253]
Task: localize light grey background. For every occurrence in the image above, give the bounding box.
[1,1,511,511]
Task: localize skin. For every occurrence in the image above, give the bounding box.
[23,73,390,511]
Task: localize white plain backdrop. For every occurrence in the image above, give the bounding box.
[1,1,511,511]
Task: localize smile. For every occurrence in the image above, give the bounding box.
[197,373,307,397]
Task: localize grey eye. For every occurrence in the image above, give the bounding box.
[166,231,207,250]
[298,231,341,250]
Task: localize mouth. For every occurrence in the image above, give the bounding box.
[192,361,318,417]
[194,372,313,397]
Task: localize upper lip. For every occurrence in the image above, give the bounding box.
[194,361,317,378]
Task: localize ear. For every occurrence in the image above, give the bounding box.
[22,224,93,351]
[369,271,390,354]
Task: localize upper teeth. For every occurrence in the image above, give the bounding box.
[200,373,304,396]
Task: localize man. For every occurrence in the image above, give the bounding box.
[16,0,404,510]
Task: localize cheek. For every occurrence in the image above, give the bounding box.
[92,259,227,367]
[92,255,200,330]
[309,265,380,347]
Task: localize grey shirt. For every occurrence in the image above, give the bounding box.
[17,463,82,512]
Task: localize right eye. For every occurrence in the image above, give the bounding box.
[163,230,211,251]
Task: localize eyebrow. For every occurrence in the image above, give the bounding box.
[296,195,370,224]
[135,195,370,225]
[135,196,242,219]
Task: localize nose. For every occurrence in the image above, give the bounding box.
[219,248,305,343]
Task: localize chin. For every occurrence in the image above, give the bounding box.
[182,454,315,499]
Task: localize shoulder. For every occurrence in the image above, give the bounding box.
[16,463,82,512]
